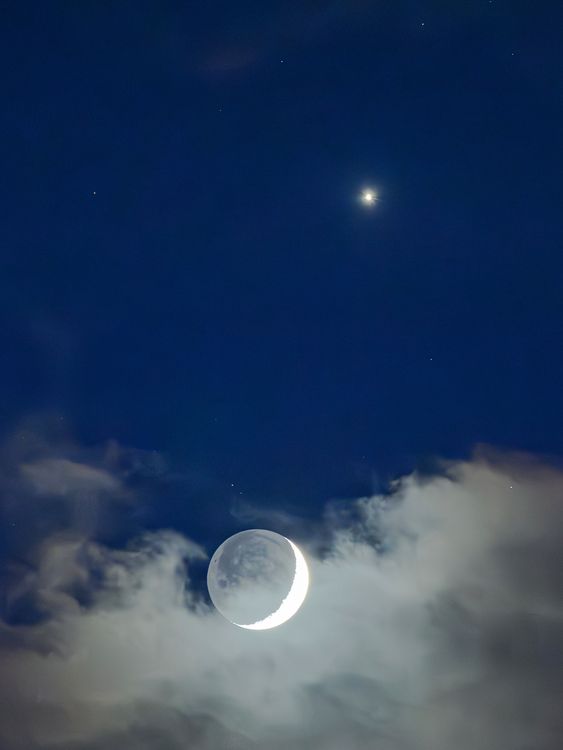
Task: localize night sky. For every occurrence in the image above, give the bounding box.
[1,3,563,749]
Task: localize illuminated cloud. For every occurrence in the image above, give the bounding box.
[0,445,562,749]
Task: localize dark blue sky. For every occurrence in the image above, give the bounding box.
[2,1,562,540]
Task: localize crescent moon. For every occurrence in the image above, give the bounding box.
[234,538,310,631]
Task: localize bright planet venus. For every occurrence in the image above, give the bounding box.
[207,529,310,630]
[360,188,377,205]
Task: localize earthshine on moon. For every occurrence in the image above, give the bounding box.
[207,529,310,630]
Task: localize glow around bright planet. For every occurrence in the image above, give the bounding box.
[360,188,377,205]
[207,529,310,630]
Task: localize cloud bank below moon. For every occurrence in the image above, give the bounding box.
[0,441,562,749]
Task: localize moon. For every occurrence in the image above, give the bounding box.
[207,529,310,630]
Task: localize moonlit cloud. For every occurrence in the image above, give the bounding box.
[21,458,122,497]
[0,443,562,749]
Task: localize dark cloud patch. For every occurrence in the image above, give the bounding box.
[0,419,168,557]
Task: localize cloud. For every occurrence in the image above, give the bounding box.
[0,446,562,749]
[21,458,122,497]
[195,1,373,78]
[0,424,169,556]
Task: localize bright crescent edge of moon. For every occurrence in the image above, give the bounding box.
[233,538,310,631]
